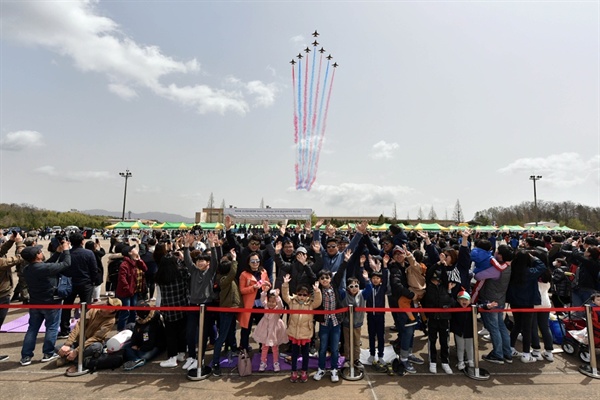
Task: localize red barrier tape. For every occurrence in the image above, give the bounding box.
[1,303,585,314]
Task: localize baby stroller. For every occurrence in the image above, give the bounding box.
[559,300,600,363]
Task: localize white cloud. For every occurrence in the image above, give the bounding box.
[305,183,416,213]
[35,165,112,182]
[108,83,138,100]
[0,130,43,151]
[498,152,600,187]
[135,185,161,194]
[370,140,399,160]
[1,1,275,115]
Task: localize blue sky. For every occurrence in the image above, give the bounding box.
[1,1,598,221]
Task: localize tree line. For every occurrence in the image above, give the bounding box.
[473,200,600,232]
[0,203,111,230]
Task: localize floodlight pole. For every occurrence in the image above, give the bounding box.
[529,175,542,227]
[120,169,132,221]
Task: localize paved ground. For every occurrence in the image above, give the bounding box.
[1,237,599,399]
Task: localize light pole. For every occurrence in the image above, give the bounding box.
[529,175,542,226]
[119,169,132,221]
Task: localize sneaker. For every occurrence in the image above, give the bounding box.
[123,359,145,371]
[441,363,452,374]
[176,352,186,362]
[273,362,280,372]
[290,371,298,382]
[57,332,70,339]
[186,359,198,370]
[467,361,475,368]
[478,328,489,336]
[408,354,425,365]
[331,369,339,382]
[401,360,416,374]
[0,355,8,362]
[405,319,418,327]
[531,350,543,361]
[504,356,513,364]
[353,360,363,369]
[367,355,375,365]
[313,368,326,381]
[482,334,491,341]
[511,348,521,358]
[429,363,437,374]
[182,357,195,370]
[385,362,395,376]
[300,370,308,383]
[482,353,505,364]
[20,356,32,366]
[259,361,267,372]
[309,344,317,356]
[542,350,554,362]
[41,353,59,363]
[520,354,537,363]
[160,356,178,368]
[212,365,221,376]
[457,361,466,371]
[373,360,387,372]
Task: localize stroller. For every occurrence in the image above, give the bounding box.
[559,299,600,363]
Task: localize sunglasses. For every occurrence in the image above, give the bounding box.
[249,241,261,246]
[319,276,331,280]
[347,284,359,289]
[249,260,260,264]
[326,244,338,248]
[296,293,309,297]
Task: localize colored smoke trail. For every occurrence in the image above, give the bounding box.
[309,67,336,189]
[297,59,304,189]
[304,46,318,189]
[292,64,300,188]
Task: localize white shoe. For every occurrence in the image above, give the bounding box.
[429,363,437,374]
[482,334,491,341]
[160,356,177,368]
[478,328,489,335]
[176,352,186,362]
[330,369,339,382]
[259,361,267,372]
[511,348,521,357]
[182,357,195,370]
[273,362,280,372]
[457,361,465,370]
[187,359,198,370]
[531,350,543,361]
[520,354,537,363]
[441,363,452,374]
[467,360,475,368]
[367,355,375,365]
[542,350,554,362]
[313,368,326,381]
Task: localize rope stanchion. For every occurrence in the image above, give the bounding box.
[188,304,210,381]
[464,304,490,380]
[341,305,364,381]
[578,304,600,379]
[65,302,89,377]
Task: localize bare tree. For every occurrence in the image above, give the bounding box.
[453,199,464,223]
[392,202,398,222]
[417,207,424,221]
[428,206,437,221]
[260,198,265,208]
[207,192,215,208]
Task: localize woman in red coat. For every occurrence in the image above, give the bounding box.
[238,252,270,352]
[116,245,147,331]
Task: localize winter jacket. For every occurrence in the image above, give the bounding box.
[0,239,24,298]
[116,256,147,298]
[130,311,166,352]
[184,247,217,304]
[506,257,548,307]
[273,252,318,293]
[421,262,454,320]
[64,308,115,348]
[23,250,71,304]
[238,269,270,329]
[282,282,322,340]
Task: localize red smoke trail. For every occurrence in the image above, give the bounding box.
[309,67,336,189]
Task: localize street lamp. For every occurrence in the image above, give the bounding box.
[119,169,132,221]
[529,175,542,226]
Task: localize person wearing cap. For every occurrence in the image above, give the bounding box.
[273,241,319,296]
[313,219,367,276]
[56,296,122,372]
[0,231,25,362]
[19,239,71,366]
[58,232,100,338]
[116,243,148,331]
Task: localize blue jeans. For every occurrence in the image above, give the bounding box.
[117,294,138,331]
[396,312,416,359]
[481,307,511,359]
[0,295,10,327]
[22,308,61,358]
[318,319,341,370]
[211,312,237,367]
[123,343,160,362]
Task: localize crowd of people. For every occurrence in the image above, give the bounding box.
[1,220,599,381]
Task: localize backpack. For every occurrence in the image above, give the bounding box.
[55,274,72,300]
[108,259,121,284]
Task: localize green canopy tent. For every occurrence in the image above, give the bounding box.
[105,220,151,230]
[413,223,444,231]
[162,222,192,230]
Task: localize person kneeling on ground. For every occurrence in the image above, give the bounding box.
[122,300,166,371]
[56,297,121,373]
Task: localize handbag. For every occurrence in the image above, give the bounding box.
[237,349,252,376]
[55,274,73,300]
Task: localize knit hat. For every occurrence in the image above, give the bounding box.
[457,291,471,301]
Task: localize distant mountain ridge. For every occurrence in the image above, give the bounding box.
[82,209,194,223]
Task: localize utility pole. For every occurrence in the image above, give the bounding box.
[119,169,132,221]
[529,175,542,227]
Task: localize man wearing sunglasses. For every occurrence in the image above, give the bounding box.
[313,220,367,276]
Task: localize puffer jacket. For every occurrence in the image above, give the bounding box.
[282,282,322,340]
